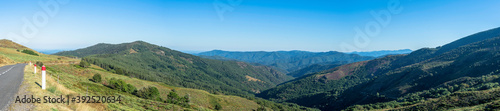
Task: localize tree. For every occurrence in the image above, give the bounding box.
[137,86,160,100]
[167,90,179,104]
[79,61,90,68]
[214,103,222,110]
[92,74,102,83]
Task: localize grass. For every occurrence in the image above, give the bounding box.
[0,47,78,64]
[49,64,262,110]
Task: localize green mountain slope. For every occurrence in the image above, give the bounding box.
[55,41,293,97]
[257,27,500,110]
[197,50,375,74]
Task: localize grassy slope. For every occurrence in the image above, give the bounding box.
[0,47,265,110]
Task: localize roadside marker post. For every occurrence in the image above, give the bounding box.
[42,65,46,90]
[29,61,32,66]
[34,64,37,74]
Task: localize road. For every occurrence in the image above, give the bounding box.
[0,64,26,110]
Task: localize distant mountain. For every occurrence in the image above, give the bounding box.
[55,41,293,96]
[37,50,64,54]
[348,49,412,57]
[257,27,500,110]
[197,50,375,74]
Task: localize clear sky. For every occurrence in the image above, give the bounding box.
[1,0,500,52]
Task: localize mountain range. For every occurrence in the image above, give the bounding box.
[197,50,375,75]
[257,27,500,110]
[52,26,500,110]
[348,49,412,57]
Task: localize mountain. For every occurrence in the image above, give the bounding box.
[287,62,345,78]
[36,50,64,54]
[257,27,500,110]
[55,41,293,97]
[348,49,412,57]
[197,50,375,74]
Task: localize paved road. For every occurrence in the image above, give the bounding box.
[0,64,26,110]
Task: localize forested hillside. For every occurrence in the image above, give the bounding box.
[197,50,375,74]
[258,27,500,110]
[55,41,293,97]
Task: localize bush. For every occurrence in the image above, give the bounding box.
[21,50,39,56]
[137,86,160,100]
[36,61,44,67]
[79,61,91,68]
[214,103,222,110]
[92,74,102,83]
[108,78,137,94]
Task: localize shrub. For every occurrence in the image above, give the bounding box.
[214,103,222,110]
[137,86,160,100]
[108,78,137,94]
[92,74,102,83]
[79,61,91,68]
[124,84,137,94]
[36,61,44,67]
[21,50,39,56]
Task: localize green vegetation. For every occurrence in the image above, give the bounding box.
[92,73,102,83]
[287,63,343,77]
[35,61,44,67]
[56,41,293,97]
[214,103,222,110]
[47,86,57,93]
[136,86,160,100]
[108,78,137,94]
[198,50,374,74]
[258,28,500,110]
[1,39,316,110]
[21,49,39,56]
[165,89,190,107]
[79,61,91,68]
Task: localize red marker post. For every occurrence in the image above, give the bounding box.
[34,64,37,74]
[42,65,46,90]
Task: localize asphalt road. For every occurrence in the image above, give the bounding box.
[0,64,26,110]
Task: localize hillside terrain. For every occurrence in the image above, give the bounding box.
[1,40,316,110]
[258,27,500,110]
[197,50,375,74]
[55,41,293,97]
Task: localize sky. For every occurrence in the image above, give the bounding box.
[1,0,500,52]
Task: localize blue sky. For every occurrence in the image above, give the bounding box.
[1,0,500,52]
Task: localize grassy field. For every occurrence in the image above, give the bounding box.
[2,46,265,110]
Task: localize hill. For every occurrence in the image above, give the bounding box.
[2,41,316,110]
[55,41,293,97]
[197,50,375,74]
[348,49,412,57]
[0,39,41,54]
[257,27,500,110]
